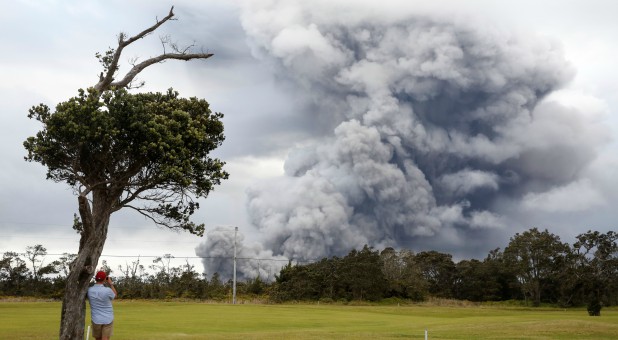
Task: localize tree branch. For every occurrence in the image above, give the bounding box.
[106,52,213,90]
[123,204,195,233]
[123,204,168,227]
[122,6,175,47]
[92,6,212,93]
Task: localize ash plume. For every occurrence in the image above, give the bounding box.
[197,1,610,278]
[196,227,287,281]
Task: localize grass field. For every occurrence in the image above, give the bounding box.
[1,300,617,339]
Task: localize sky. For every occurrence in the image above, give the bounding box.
[1,0,617,281]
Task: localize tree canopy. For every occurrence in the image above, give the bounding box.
[504,228,570,307]
[25,88,227,235]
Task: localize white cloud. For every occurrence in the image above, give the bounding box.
[469,211,506,230]
[522,178,605,213]
[439,169,500,197]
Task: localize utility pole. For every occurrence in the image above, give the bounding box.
[232,226,238,304]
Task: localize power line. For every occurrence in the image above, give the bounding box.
[0,221,263,240]
[0,221,263,234]
[0,220,178,230]
[0,251,308,263]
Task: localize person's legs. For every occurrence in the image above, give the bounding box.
[92,322,113,339]
[100,322,114,340]
[91,322,103,339]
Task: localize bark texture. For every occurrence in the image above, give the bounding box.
[59,195,110,339]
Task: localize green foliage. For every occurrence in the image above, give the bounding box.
[95,49,117,75]
[272,246,388,302]
[380,248,427,300]
[504,228,570,307]
[3,227,617,309]
[246,277,267,295]
[414,250,455,298]
[0,247,66,298]
[340,245,387,301]
[0,252,29,295]
[573,230,618,315]
[24,88,228,235]
[588,299,602,316]
[453,249,519,302]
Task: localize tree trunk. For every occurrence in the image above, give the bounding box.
[59,195,111,340]
[532,280,541,307]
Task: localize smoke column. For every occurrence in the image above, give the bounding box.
[197,1,610,279]
[196,227,288,281]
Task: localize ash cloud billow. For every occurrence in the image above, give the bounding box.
[197,1,610,278]
[196,227,288,281]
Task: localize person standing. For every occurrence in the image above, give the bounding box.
[87,271,117,340]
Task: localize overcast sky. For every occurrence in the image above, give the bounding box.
[1,0,617,279]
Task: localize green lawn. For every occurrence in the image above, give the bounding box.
[1,300,617,339]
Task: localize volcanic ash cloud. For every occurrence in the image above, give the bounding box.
[197,2,610,277]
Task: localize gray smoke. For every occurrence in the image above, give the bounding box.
[196,1,610,278]
[196,227,288,281]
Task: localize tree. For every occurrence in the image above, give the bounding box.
[23,8,226,339]
[271,246,387,302]
[116,257,146,299]
[53,253,78,278]
[504,228,570,307]
[414,251,456,298]
[319,256,342,300]
[0,251,29,295]
[24,245,46,281]
[339,245,387,301]
[380,248,427,300]
[381,247,405,297]
[24,244,58,295]
[453,259,486,301]
[482,248,519,301]
[207,272,227,300]
[573,230,618,316]
[271,261,321,301]
[151,254,175,284]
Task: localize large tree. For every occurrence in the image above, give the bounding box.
[573,230,618,316]
[504,228,570,307]
[414,250,456,298]
[380,248,427,300]
[339,245,387,301]
[23,8,228,339]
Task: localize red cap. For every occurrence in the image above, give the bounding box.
[95,271,107,281]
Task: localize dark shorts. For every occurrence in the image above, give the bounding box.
[91,321,113,338]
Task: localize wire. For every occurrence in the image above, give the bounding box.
[1,252,311,263]
[0,220,173,230]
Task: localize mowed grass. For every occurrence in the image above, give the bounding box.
[1,300,617,339]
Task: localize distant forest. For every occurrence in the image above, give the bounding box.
[1,228,616,315]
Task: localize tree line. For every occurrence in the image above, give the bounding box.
[1,228,616,315]
[0,248,265,302]
[270,228,617,316]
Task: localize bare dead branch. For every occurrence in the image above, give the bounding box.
[92,6,212,93]
[160,36,169,54]
[107,52,214,89]
[94,8,175,91]
[178,42,196,54]
[126,79,145,90]
[128,56,140,67]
